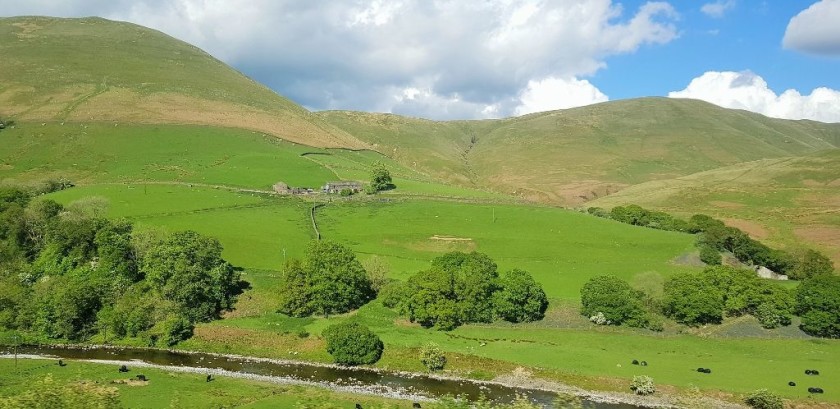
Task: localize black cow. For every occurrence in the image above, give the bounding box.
[118,365,129,373]
[808,387,824,394]
[639,361,648,366]
[57,359,66,367]
[631,359,639,365]
[355,404,363,409]
[137,374,147,382]
[788,381,796,387]
[413,403,422,409]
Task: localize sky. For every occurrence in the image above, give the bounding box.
[2,0,840,122]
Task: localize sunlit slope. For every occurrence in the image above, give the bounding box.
[0,16,365,148]
[591,149,840,263]
[320,98,840,204]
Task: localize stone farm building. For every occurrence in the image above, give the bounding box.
[273,182,314,195]
[322,181,363,194]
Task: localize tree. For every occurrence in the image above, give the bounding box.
[277,240,373,317]
[322,321,383,365]
[142,230,240,322]
[494,269,548,323]
[662,273,724,325]
[369,161,393,192]
[362,255,390,294]
[580,275,646,326]
[795,274,840,338]
[630,375,656,396]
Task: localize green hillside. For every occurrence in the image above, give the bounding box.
[319,98,840,204]
[591,149,840,263]
[0,16,365,148]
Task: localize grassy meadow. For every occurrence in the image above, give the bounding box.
[5,121,831,405]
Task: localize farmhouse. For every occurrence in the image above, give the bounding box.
[322,181,363,194]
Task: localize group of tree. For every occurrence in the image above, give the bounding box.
[588,205,835,279]
[277,244,548,331]
[0,186,242,346]
[381,252,549,330]
[581,265,840,337]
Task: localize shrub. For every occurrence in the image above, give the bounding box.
[745,389,783,409]
[589,312,610,325]
[322,322,383,365]
[630,375,655,396]
[795,275,840,338]
[698,245,722,265]
[755,302,791,329]
[157,314,194,347]
[420,342,446,372]
[662,273,724,326]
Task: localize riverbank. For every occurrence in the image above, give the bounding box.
[0,344,746,408]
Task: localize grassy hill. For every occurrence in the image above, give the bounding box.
[319,98,840,204]
[0,16,365,148]
[590,149,840,263]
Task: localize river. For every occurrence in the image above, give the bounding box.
[1,345,646,408]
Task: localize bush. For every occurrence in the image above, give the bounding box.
[322,322,383,365]
[745,389,783,409]
[662,273,724,326]
[630,375,655,396]
[420,342,446,371]
[755,302,791,329]
[157,314,194,347]
[698,245,722,265]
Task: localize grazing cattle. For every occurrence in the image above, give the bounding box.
[118,365,129,373]
[355,404,363,409]
[696,368,711,374]
[639,361,648,366]
[413,403,422,409]
[57,359,66,367]
[206,375,213,382]
[788,381,796,387]
[136,374,147,382]
[812,370,820,375]
[808,387,824,394]
[631,360,639,365]
[805,370,812,375]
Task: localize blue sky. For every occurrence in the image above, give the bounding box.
[1,0,839,121]
[594,1,838,101]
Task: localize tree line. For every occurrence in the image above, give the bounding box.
[277,243,548,331]
[0,187,243,345]
[580,265,840,337]
[588,205,835,279]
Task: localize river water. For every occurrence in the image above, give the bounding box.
[1,345,644,408]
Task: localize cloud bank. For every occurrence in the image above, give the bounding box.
[783,0,840,56]
[700,0,736,18]
[668,71,840,123]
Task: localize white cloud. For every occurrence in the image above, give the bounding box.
[700,0,736,18]
[783,0,840,56]
[0,0,679,119]
[515,77,609,116]
[668,71,840,123]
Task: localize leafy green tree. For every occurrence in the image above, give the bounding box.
[580,275,646,326]
[322,321,383,365]
[442,251,499,323]
[277,240,373,317]
[369,161,393,192]
[494,269,548,323]
[142,230,240,322]
[29,272,104,340]
[662,273,724,325]
[796,274,840,338]
[94,219,139,283]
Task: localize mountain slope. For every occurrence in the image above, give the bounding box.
[0,16,366,148]
[319,98,840,203]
